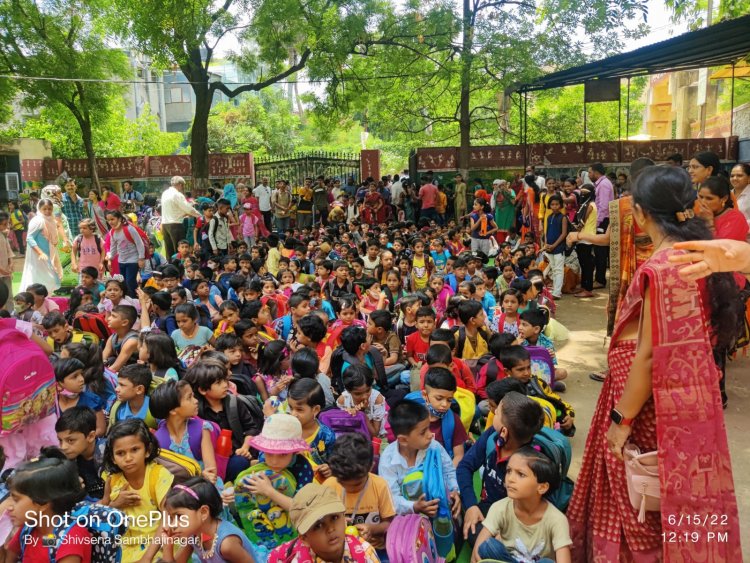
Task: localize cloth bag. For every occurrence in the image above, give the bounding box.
[624,443,659,523]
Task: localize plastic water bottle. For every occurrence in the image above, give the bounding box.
[216,429,233,480]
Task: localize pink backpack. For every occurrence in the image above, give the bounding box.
[386,514,442,563]
[0,319,56,435]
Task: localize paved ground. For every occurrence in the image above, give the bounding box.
[555,289,750,556]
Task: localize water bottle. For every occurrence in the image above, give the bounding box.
[216,429,233,480]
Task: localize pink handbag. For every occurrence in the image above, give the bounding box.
[624,443,660,523]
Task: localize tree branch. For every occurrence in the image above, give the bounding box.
[211,47,311,98]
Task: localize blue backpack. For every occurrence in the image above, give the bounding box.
[403,391,456,458]
[485,426,574,512]
[20,502,128,563]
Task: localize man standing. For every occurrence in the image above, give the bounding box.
[589,162,614,289]
[121,180,144,210]
[161,176,201,259]
[390,174,404,220]
[418,176,439,223]
[312,176,329,226]
[271,180,292,234]
[253,176,273,232]
[297,177,314,230]
[454,173,467,223]
[61,180,84,237]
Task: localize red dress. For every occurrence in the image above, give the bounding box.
[567,249,742,562]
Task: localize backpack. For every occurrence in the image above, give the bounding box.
[318,408,371,440]
[154,417,220,462]
[121,222,153,258]
[453,325,491,360]
[0,319,56,435]
[20,502,127,563]
[217,272,233,299]
[464,352,496,377]
[330,347,387,395]
[177,345,203,369]
[153,449,202,484]
[73,312,112,342]
[526,345,556,386]
[73,233,103,258]
[226,393,264,446]
[386,515,441,563]
[485,426,574,512]
[235,463,297,550]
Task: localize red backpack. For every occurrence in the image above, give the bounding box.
[121,223,153,258]
[73,312,113,341]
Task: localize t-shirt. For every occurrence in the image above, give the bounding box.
[170,326,214,349]
[76,234,102,270]
[482,497,572,560]
[430,250,451,273]
[116,396,152,424]
[323,474,397,549]
[405,332,430,363]
[9,525,92,562]
[430,412,468,455]
[419,183,438,209]
[470,212,494,239]
[304,422,337,467]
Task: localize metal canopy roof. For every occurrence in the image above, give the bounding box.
[510,14,750,94]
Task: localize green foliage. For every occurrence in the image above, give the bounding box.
[7,100,183,158]
[206,90,300,156]
[664,0,750,28]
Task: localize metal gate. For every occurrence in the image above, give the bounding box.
[254,151,360,187]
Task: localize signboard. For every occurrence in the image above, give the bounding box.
[416,148,458,171]
[585,78,621,103]
[209,153,253,178]
[360,149,381,181]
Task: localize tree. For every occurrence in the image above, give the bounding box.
[5,98,184,159]
[206,89,300,156]
[111,0,384,188]
[311,0,648,174]
[665,0,750,28]
[0,0,130,189]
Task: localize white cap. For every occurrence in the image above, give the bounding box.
[492,179,504,186]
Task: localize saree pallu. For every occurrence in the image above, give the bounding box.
[606,197,653,336]
[569,249,742,561]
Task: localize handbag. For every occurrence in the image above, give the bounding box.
[624,443,660,523]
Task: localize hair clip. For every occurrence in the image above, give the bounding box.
[675,209,695,223]
[174,484,200,501]
[108,274,125,283]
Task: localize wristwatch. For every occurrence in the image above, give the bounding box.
[610,408,634,426]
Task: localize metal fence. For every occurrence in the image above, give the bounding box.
[254,151,360,187]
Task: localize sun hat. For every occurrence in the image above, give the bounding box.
[248,413,309,455]
[290,483,346,534]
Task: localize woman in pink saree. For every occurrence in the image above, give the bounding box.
[567,166,742,562]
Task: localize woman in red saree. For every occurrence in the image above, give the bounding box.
[361,183,387,225]
[568,166,743,562]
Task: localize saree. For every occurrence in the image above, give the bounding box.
[606,197,653,336]
[568,249,742,562]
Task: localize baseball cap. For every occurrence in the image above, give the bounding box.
[290,483,346,534]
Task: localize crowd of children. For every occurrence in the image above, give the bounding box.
[0,194,581,563]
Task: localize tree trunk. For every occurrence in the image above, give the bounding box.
[458,0,474,177]
[191,83,212,193]
[80,117,101,192]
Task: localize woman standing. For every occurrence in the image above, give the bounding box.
[569,184,597,298]
[491,179,515,243]
[100,186,122,212]
[454,174,467,224]
[105,210,145,297]
[361,182,387,225]
[20,198,64,292]
[567,166,742,561]
[687,150,722,186]
[86,190,109,236]
[697,176,749,244]
[730,163,750,234]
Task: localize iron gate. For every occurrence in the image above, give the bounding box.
[254,151,360,188]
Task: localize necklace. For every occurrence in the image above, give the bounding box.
[197,522,219,558]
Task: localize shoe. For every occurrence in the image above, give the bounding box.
[593,283,606,289]
[575,291,595,298]
[552,381,566,392]
[551,294,562,300]
[589,372,607,382]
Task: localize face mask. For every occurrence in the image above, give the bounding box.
[59,388,80,398]
[13,304,26,314]
[427,403,447,419]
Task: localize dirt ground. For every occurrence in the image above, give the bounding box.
[555,289,750,556]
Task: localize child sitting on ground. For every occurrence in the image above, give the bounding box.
[110,363,157,429]
[457,392,544,546]
[418,333,476,393]
[55,406,105,499]
[405,306,436,370]
[185,359,263,482]
[484,378,557,430]
[138,331,181,382]
[367,309,405,383]
[286,378,336,479]
[150,380,219,484]
[498,345,575,436]
[103,304,140,372]
[519,309,568,391]
[268,483,381,563]
[43,311,96,353]
[332,326,387,395]
[422,367,469,466]
[379,400,461,518]
[296,313,333,376]
[337,364,387,437]
[323,433,395,553]
[53,357,106,435]
[215,332,259,398]
[472,446,572,563]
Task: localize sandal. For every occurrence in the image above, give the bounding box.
[589,371,607,382]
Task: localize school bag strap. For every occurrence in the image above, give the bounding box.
[227,393,264,446]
